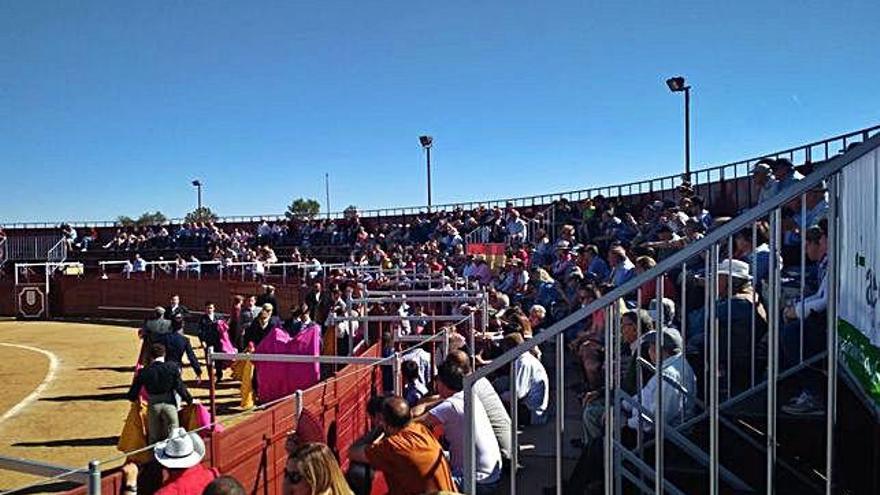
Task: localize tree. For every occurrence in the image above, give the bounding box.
[116,215,135,227]
[286,198,321,220]
[185,206,219,223]
[136,211,167,226]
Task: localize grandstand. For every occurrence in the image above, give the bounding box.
[1,123,879,495]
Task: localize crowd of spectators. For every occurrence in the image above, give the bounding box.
[50,152,836,494]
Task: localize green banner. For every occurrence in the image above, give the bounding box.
[839,319,880,406]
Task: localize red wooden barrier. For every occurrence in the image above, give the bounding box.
[62,345,382,495]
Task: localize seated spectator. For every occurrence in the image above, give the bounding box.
[203,476,246,495]
[773,157,804,191]
[582,244,610,282]
[420,361,502,493]
[686,259,768,395]
[752,158,780,203]
[442,350,513,464]
[401,360,427,407]
[607,245,635,287]
[133,253,147,273]
[498,333,549,426]
[155,428,219,495]
[349,396,456,495]
[781,225,828,416]
[626,328,696,431]
[285,442,353,495]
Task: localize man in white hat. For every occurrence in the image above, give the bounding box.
[154,428,218,494]
[686,259,768,394]
[119,427,218,495]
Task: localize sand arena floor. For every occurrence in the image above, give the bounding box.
[0,321,241,493]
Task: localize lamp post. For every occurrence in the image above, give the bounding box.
[191,180,203,211]
[666,76,691,179]
[419,135,434,210]
[325,173,330,220]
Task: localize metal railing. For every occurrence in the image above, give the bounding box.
[0,236,7,267]
[3,124,877,229]
[460,131,880,494]
[47,238,68,263]
[4,234,64,261]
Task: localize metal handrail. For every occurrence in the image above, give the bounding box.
[3,124,877,229]
[460,129,880,493]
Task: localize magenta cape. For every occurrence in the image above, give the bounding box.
[253,324,322,403]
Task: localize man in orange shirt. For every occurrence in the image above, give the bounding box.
[349,396,456,495]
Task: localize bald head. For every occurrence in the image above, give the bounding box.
[381,396,411,429]
[445,350,472,374]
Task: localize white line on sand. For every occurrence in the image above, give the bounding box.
[0,343,60,424]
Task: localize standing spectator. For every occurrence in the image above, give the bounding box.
[349,397,456,495]
[284,443,353,495]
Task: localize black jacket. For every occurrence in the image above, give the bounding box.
[164,304,189,331]
[244,317,281,348]
[128,360,192,405]
[152,332,202,376]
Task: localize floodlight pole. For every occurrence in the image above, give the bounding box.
[684,85,691,178]
[426,145,432,211]
[325,173,331,220]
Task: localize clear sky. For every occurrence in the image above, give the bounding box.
[1,1,878,224]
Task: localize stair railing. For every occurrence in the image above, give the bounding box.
[461,132,880,494]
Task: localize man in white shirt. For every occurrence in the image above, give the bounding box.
[505,210,527,243]
[500,333,549,426]
[625,329,696,431]
[781,225,828,415]
[420,360,502,494]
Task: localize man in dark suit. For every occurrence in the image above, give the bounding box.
[164,294,189,333]
[256,285,279,317]
[197,302,226,382]
[143,307,172,341]
[128,343,194,444]
[152,329,203,380]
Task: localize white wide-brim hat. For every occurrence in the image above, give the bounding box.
[717,259,752,281]
[154,428,205,469]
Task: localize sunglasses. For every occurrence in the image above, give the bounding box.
[284,469,303,485]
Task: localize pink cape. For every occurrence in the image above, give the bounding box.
[216,320,237,354]
[254,324,322,403]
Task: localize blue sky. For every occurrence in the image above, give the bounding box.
[1,1,878,224]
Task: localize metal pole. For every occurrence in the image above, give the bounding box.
[87,460,101,495]
[825,174,839,495]
[509,356,518,495]
[392,352,402,396]
[684,86,691,178]
[463,376,477,495]
[767,209,782,494]
[325,173,330,220]
[426,146,432,210]
[603,306,613,495]
[197,185,202,211]
[207,347,217,427]
[655,276,665,494]
[708,246,719,495]
[555,333,564,495]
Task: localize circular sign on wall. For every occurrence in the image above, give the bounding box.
[17,286,46,319]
